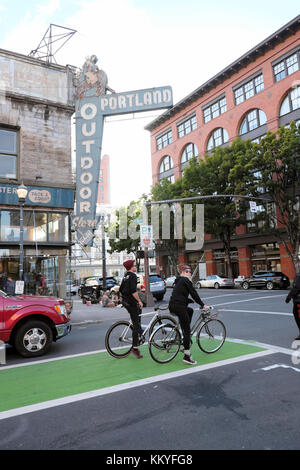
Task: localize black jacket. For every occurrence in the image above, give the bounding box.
[169,276,204,308]
[119,271,138,304]
[286,273,300,303]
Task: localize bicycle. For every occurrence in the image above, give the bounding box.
[105,305,177,358]
[148,307,226,364]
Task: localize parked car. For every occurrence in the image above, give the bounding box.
[137,274,166,301]
[0,289,71,358]
[78,276,118,297]
[234,275,245,287]
[241,271,290,290]
[66,280,79,296]
[165,275,177,288]
[195,275,234,289]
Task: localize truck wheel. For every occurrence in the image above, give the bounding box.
[14,320,53,357]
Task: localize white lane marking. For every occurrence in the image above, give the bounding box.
[0,349,275,421]
[253,364,300,373]
[0,348,108,371]
[211,294,286,307]
[220,309,292,316]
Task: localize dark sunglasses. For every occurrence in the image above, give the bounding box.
[185,269,192,273]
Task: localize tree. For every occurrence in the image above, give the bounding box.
[181,139,252,278]
[151,178,184,274]
[107,198,145,271]
[230,123,300,273]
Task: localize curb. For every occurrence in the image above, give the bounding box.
[71,320,103,326]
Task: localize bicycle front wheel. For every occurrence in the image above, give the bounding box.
[149,324,181,364]
[105,321,133,358]
[197,319,226,353]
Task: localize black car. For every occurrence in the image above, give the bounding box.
[78,276,118,297]
[241,271,290,290]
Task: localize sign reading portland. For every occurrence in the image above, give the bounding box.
[74,55,173,246]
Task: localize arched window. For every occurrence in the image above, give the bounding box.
[159,155,173,174]
[207,128,229,151]
[279,86,300,116]
[180,143,199,164]
[239,109,267,135]
[158,155,174,183]
[180,143,199,176]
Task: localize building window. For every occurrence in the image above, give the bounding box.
[158,155,174,183]
[251,134,267,144]
[181,143,198,164]
[279,86,300,116]
[239,109,267,135]
[156,130,172,150]
[177,115,197,138]
[207,128,229,151]
[203,96,227,123]
[159,155,173,173]
[234,73,264,105]
[48,213,68,242]
[0,210,69,243]
[0,128,18,179]
[273,51,300,82]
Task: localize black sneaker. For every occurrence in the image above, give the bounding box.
[183,354,197,365]
[130,348,143,359]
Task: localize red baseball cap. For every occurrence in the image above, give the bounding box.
[123,259,135,271]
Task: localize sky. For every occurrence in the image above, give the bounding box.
[0,0,299,207]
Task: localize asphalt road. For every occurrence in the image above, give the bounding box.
[1,287,300,452]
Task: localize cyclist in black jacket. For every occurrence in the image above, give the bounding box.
[119,259,144,358]
[169,265,210,365]
[285,267,300,340]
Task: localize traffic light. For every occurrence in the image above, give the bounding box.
[235,200,241,212]
[266,201,273,214]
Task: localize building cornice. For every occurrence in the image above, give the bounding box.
[145,15,300,132]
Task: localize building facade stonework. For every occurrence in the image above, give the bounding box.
[0,48,75,298]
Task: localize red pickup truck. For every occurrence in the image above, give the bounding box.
[0,289,71,358]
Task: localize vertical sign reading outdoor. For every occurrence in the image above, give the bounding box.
[74,55,173,246]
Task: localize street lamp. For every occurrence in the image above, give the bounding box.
[16,183,28,281]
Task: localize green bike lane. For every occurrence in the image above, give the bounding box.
[0,338,274,420]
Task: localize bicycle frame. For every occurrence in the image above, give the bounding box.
[118,311,172,343]
[190,308,218,336]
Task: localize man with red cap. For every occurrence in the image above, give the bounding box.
[169,265,210,365]
[119,259,144,358]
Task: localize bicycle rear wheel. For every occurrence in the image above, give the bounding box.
[105,321,133,358]
[149,324,181,364]
[196,319,226,353]
[148,315,177,338]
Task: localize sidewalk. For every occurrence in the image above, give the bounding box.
[70,298,158,326]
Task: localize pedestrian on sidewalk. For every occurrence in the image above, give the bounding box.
[119,260,144,359]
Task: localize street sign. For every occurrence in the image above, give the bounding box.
[140,225,154,249]
[250,201,258,213]
[15,280,24,295]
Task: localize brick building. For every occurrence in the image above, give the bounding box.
[0,48,75,297]
[146,15,300,281]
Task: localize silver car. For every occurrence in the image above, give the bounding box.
[165,276,177,288]
[195,275,234,289]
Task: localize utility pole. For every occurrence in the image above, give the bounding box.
[142,204,154,307]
